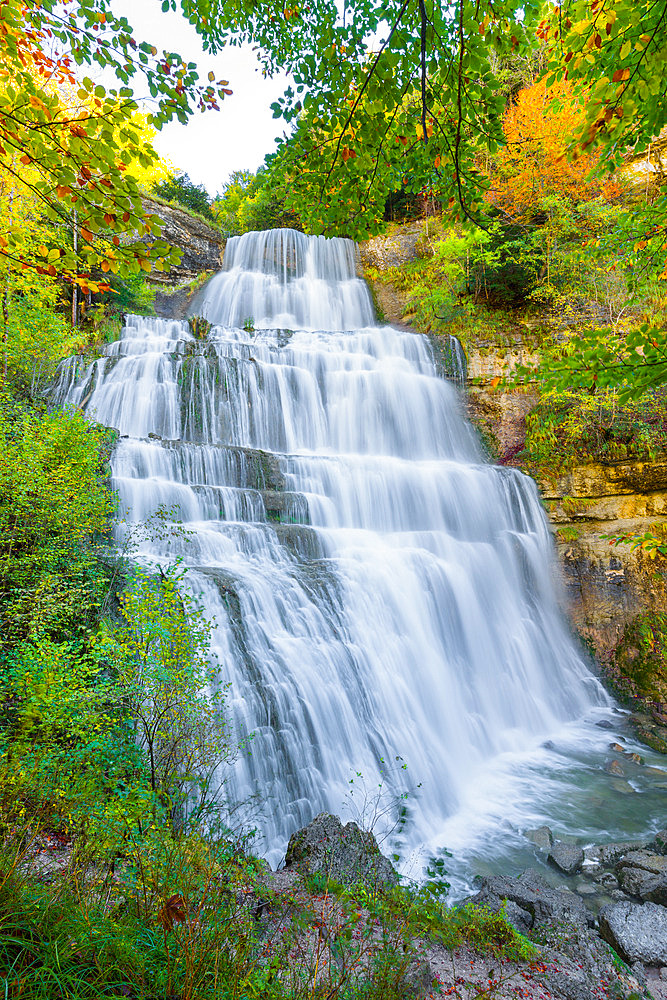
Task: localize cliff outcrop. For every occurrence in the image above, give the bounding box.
[143,197,225,281]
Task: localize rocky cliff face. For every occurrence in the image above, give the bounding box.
[141,197,226,318]
[359,223,667,750]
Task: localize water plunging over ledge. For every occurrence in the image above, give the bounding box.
[55,229,664,889]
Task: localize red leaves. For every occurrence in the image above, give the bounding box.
[158,894,187,932]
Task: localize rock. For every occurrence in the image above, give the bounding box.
[584,841,649,867]
[594,872,619,890]
[575,881,598,895]
[595,719,615,729]
[615,853,667,905]
[283,813,398,890]
[610,779,637,795]
[470,868,590,930]
[618,865,664,900]
[609,742,625,753]
[141,196,224,284]
[652,830,667,855]
[605,759,625,776]
[660,965,667,980]
[548,843,585,876]
[599,900,667,965]
[524,825,554,850]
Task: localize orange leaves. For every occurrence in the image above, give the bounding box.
[486,76,604,221]
[341,146,356,163]
[612,68,630,83]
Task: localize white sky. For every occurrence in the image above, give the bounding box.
[111,0,293,196]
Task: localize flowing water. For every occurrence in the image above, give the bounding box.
[55,229,665,888]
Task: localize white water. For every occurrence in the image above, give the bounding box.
[55,229,662,879]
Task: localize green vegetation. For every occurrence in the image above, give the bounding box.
[522,389,667,473]
[610,611,667,704]
[154,172,216,221]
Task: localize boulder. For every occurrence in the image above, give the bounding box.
[524,825,554,850]
[470,868,590,931]
[599,900,667,965]
[283,813,398,890]
[618,865,664,900]
[617,850,667,876]
[615,852,667,903]
[548,843,585,876]
[651,830,667,855]
[584,841,649,868]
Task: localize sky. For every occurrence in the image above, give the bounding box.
[111,0,293,196]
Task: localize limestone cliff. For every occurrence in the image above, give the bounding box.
[142,197,225,318]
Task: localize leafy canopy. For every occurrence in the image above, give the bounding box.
[0,0,231,289]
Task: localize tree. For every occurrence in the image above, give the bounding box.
[154,172,214,220]
[0,0,232,291]
[96,563,234,825]
[212,168,301,235]
[183,0,544,237]
[488,77,608,221]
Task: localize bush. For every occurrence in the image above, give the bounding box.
[154,172,214,220]
[522,387,667,472]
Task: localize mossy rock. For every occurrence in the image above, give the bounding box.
[613,612,667,703]
[284,813,398,891]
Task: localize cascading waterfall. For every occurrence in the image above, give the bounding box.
[56,229,662,884]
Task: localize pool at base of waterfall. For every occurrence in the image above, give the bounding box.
[52,229,665,888]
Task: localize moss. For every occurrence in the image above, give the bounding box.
[612,611,667,703]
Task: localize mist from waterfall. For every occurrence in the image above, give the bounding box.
[55,228,662,884]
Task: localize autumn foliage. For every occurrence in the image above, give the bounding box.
[486,77,617,222]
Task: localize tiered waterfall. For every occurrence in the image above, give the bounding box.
[56,229,626,874]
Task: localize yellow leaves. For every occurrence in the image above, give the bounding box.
[414,121,434,139]
[620,38,632,59]
[28,93,47,113]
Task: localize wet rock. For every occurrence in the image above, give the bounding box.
[609,742,625,753]
[617,850,667,877]
[548,843,585,876]
[283,813,398,890]
[618,865,664,900]
[470,868,590,930]
[574,881,597,895]
[524,825,554,850]
[594,872,619,890]
[616,852,667,904]
[598,900,667,965]
[605,759,625,776]
[584,841,649,867]
[595,719,615,729]
[610,778,636,795]
[652,830,667,855]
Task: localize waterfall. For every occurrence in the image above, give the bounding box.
[58,228,651,880]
